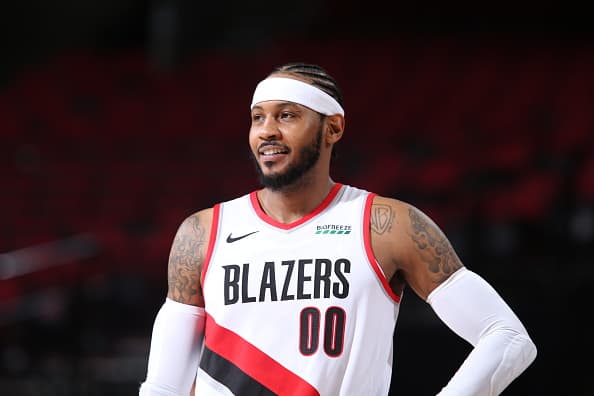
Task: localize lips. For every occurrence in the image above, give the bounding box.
[258,144,289,162]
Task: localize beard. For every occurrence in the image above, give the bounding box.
[251,126,323,192]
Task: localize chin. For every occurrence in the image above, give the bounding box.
[262,161,288,173]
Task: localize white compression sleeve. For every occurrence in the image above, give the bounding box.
[139,298,206,396]
[427,268,537,396]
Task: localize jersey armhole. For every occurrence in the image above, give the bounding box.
[200,203,221,289]
[363,193,401,303]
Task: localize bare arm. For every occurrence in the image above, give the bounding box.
[371,196,536,395]
[139,209,213,395]
[370,196,463,298]
[167,209,213,306]
[403,204,463,293]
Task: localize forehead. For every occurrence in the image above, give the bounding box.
[251,100,313,113]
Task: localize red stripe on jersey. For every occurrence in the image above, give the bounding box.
[250,183,343,230]
[363,194,401,303]
[204,314,320,396]
[201,203,221,288]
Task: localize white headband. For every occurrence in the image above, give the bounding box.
[250,77,344,116]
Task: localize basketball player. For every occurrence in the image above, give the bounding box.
[139,63,537,395]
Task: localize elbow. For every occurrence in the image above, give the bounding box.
[489,330,537,395]
[496,326,537,373]
[522,334,537,369]
[484,318,537,370]
[510,325,537,369]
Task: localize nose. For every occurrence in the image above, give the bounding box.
[255,115,281,141]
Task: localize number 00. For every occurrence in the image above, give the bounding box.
[299,306,346,357]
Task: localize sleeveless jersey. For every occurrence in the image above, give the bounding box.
[197,184,401,396]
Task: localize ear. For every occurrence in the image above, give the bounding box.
[325,114,345,144]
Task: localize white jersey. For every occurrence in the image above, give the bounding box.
[198,184,400,396]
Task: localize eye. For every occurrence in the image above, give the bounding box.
[251,113,264,122]
[280,111,295,120]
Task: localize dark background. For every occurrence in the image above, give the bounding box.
[1,1,593,395]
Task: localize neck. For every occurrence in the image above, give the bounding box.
[256,175,336,224]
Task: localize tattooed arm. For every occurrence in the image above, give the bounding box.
[167,209,213,306]
[370,196,536,395]
[370,196,463,299]
[139,209,213,396]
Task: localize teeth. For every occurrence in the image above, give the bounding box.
[262,149,285,155]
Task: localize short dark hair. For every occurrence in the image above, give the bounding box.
[270,63,344,109]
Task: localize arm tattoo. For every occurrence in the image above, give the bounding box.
[407,207,462,282]
[371,204,395,235]
[167,214,205,303]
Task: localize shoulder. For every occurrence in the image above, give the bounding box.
[366,195,414,280]
[369,194,445,241]
[369,194,407,225]
[367,194,414,240]
[183,207,215,228]
[172,207,215,244]
[369,195,438,234]
[369,195,464,298]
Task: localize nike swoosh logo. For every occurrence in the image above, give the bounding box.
[226,231,259,243]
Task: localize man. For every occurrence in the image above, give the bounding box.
[139,63,537,395]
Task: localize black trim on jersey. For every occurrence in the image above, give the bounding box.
[200,345,276,396]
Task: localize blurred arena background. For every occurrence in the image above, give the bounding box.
[1,1,593,395]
